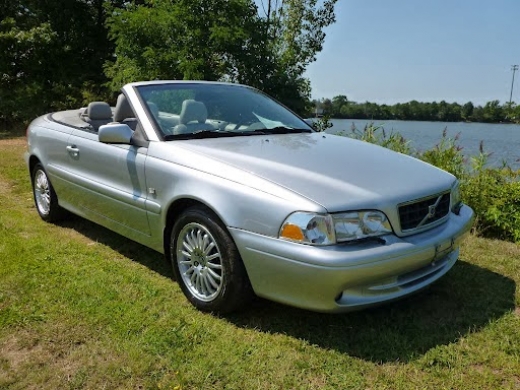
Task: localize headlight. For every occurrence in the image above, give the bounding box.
[279,212,335,245]
[451,180,462,214]
[279,210,393,245]
[333,211,392,242]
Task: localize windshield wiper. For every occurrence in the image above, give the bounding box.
[163,126,312,140]
[164,129,235,140]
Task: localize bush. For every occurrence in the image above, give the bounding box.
[310,115,334,132]
[419,128,466,180]
[346,123,520,243]
[483,181,520,242]
[341,122,411,154]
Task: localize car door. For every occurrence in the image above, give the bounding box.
[33,118,76,199]
[64,127,151,236]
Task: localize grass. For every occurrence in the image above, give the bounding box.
[0,138,519,389]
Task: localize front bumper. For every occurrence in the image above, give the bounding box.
[230,205,475,313]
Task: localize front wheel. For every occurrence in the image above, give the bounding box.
[31,163,67,222]
[170,206,253,313]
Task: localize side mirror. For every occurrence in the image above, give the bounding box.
[98,123,133,144]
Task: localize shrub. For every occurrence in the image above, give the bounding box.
[483,181,520,242]
[419,128,466,180]
[346,122,412,154]
[310,115,334,132]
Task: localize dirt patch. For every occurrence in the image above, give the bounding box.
[515,307,520,317]
[0,326,92,388]
[0,323,137,388]
[0,137,26,147]
[0,175,14,197]
[0,334,48,372]
[0,333,52,389]
[0,168,19,200]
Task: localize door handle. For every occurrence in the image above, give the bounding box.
[66,145,80,157]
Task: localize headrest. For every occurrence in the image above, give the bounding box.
[180,100,208,124]
[113,94,135,122]
[87,102,112,120]
[147,101,160,118]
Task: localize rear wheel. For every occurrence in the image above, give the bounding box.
[170,206,253,313]
[31,163,67,222]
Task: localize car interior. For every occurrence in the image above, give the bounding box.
[50,85,311,139]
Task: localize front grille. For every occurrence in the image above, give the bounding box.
[398,192,450,231]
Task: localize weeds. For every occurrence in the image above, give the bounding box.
[310,115,334,132]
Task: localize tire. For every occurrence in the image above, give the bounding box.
[31,163,67,222]
[170,206,253,313]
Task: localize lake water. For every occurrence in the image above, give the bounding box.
[328,119,520,170]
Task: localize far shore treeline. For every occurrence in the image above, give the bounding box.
[0,0,337,131]
[313,96,520,124]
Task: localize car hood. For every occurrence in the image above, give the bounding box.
[174,133,455,212]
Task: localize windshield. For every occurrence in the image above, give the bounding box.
[135,83,313,139]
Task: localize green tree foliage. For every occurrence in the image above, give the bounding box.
[331,95,348,114]
[482,100,503,123]
[106,0,337,115]
[0,17,57,125]
[461,101,474,121]
[1,0,336,125]
[105,0,260,87]
[0,0,123,127]
[253,0,337,113]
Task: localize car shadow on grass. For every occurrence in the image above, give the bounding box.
[224,260,516,363]
[58,215,172,279]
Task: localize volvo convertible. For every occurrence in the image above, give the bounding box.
[26,81,475,313]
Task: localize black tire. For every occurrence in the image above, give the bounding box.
[31,163,67,222]
[170,205,254,313]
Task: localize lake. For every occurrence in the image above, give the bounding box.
[328,119,520,170]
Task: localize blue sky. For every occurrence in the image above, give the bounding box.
[302,0,520,105]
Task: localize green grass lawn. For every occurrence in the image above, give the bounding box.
[0,138,519,389]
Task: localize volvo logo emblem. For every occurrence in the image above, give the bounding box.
[416,195,444,228]
[427,204,437,219]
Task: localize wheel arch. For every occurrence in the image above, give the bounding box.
[28,155,41,174]
[162,197,225,261]
[164,197,255,312]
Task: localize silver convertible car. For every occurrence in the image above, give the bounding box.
[26,81,475,313]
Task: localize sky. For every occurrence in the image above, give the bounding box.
[301,0,520,105]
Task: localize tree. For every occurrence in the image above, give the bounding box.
[0,0,125,126]
[106,0,337,115]
[331,95,348,116]
[106,0,261,88]
[511,103,520,123]
[254,0,338,114]
[319,98,333,114]
[461,102,474,121]
[482,100,503,123]
[0,17,57,125]
[472,105,485,122]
